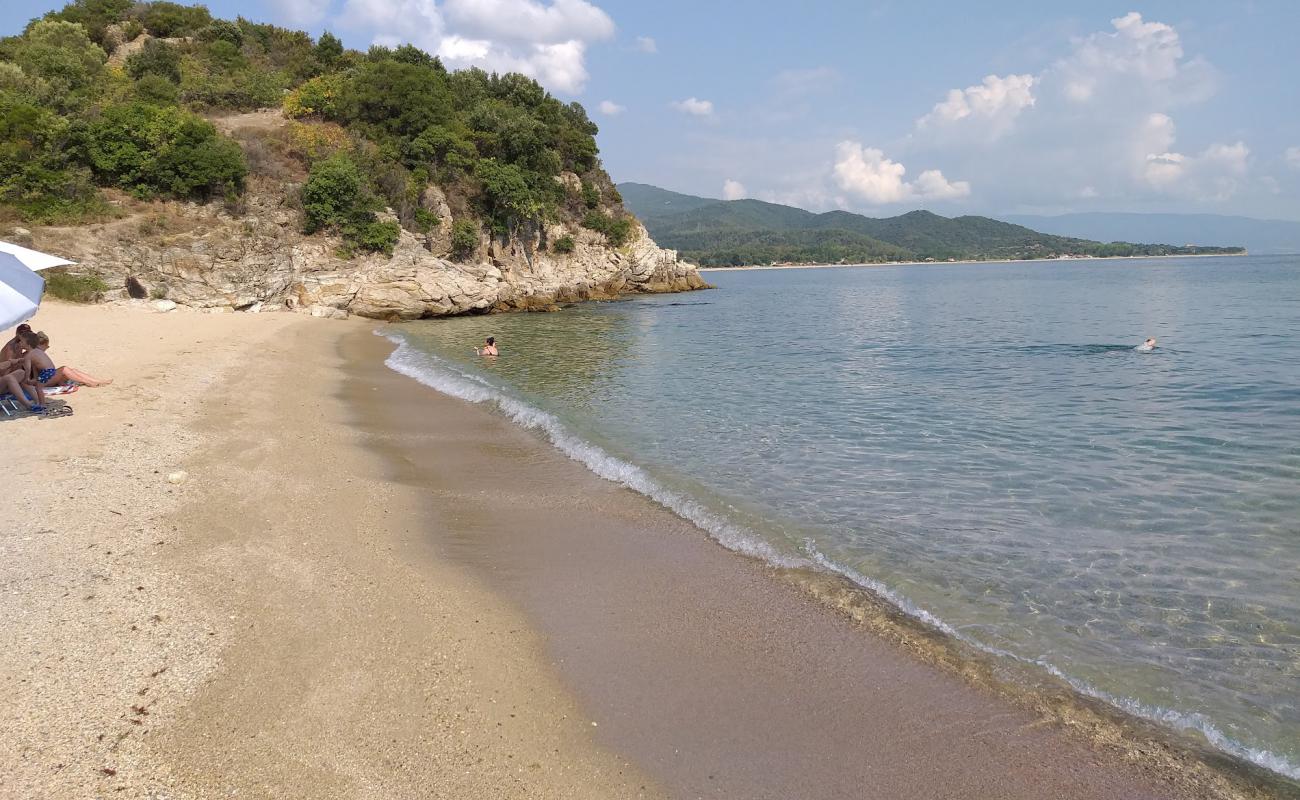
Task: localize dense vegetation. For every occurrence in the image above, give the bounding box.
[0,0,634,258]
[620,183,1245,266]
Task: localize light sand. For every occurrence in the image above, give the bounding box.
[1,302,657,798]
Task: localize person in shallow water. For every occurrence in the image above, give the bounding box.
[476,336,498,356]
[1137,337,1157,351]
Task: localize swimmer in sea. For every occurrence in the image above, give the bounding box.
[1137,337,1157,352]
[476,336,498,357]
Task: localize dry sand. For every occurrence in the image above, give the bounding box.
[1,302,657,798]
[1,302,1287,800]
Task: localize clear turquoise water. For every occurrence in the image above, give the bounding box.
[385,255,1300,779]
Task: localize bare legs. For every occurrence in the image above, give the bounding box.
[50,366,112,387]
[1,370,39,410]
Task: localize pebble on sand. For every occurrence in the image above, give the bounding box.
[167,471,188,485]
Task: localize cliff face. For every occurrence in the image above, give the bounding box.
[24,179,707,320]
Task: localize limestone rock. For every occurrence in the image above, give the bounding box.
[27,187,707,321]
[152,299,177,312]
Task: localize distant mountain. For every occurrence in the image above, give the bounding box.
[1001,213,1300,255]
[619,183,1244,267]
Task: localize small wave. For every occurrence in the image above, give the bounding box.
[378,328,1299,784]
[802,542,1300,781]
[381,331,806,570]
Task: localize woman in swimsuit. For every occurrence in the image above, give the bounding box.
[476,336,498,357]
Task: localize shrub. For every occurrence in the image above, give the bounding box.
[476,158,540,225]
[580,181,599,209]
[198,19,243,46]
[286,121,349,163]
[283,73,344,118]
[552,234,575,254]
[134,73,178,104]
[450,219,478,259]
[582,210,634,247]
[82,103,246,199]
[300,152,362,233]
[135,1,212,37]
[9,20,106,103]
[45,269,107,303]
[126,38,181,83]
[344,218,399,255]
[413,206,437,232]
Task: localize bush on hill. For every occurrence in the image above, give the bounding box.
[0,0,627,255]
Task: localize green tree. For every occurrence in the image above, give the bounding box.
[313,31,342,69]
[40,0,134,46]
[336,59,452,140]
[476,158,540,227]
[8,20,106,101]
[126,38,181,83]
[301,152,364,233]
[81,103,245,199]
[136,1,212,37]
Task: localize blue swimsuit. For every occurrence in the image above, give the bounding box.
[37,367,55,383]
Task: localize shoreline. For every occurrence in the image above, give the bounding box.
[353,327,1293,800]
[696,250,1249,272]
[3,302,1292,798]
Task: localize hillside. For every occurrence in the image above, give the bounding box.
[621,183,1245,266]
[0,1,704,317]
[1003,213,1300,255]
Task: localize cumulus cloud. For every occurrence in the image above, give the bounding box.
[672,97,714,116]
[896,12,1254,209]
[634,36,657,53]
[597,100,625,115]
[832,142,970,204]
[336,0,614,94]
[722,179,747,200]
[1055,12,1215,106]
[1287,146,1300,170]
[918,73,1035,137]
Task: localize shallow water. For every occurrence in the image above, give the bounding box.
[387,255,1300,779]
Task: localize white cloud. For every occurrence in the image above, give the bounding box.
[894,12,1254,209]
[1287,146,1300,170]
[722,179,747,200]
[336,0,614,94]
[832,142,970,204]
[598,100,625,115]
[1052,11,1216,106]
[672,97,714,116]
[634,36,657,53]
[272,0,332,26]
[918,73,1035,136]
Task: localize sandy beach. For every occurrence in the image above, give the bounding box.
[1,302,1288,799]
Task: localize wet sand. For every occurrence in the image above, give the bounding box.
[344,329,1278,800]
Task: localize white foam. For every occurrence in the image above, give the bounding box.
[379,329,1299,784]
[381,332,807,569]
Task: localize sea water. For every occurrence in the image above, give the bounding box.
[384,255,1300,780]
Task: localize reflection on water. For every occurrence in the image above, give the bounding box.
[396,255,1300,780]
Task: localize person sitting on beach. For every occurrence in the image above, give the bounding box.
[1,330,50,412]
[1137,337,1157,352]
[476,336,498,357]
[0,323,31,362]
[25,331,113,388]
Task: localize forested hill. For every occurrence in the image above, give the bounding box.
[0,0,637,258]
[620,183,1245,266]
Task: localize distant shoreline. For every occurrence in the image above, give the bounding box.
[695,251,1249,272]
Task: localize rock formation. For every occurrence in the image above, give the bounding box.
[24,179,709,320]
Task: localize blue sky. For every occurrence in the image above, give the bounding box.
[5,0,1300,219]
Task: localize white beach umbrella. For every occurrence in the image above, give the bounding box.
[0,240,75,331]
